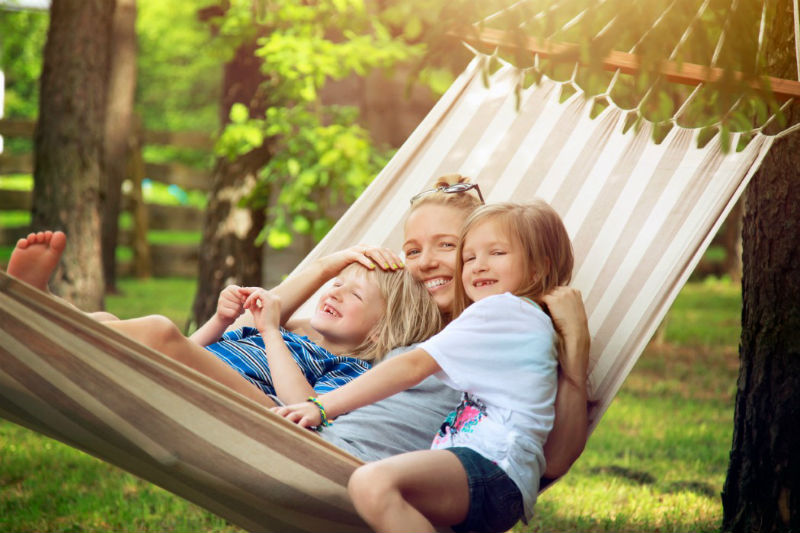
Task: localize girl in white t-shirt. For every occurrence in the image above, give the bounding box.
[276,200,574,533]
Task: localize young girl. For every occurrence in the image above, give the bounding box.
[195,262,443,404]
[276,200,574,532]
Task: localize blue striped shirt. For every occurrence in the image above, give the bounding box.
[204,327,371,397]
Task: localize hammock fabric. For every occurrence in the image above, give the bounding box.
[0,56,774,532]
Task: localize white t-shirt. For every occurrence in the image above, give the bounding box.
[419,292,558,521]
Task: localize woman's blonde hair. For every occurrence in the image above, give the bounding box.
[343,264,443,363]
[408,174,483,220]
[451,200,574,318]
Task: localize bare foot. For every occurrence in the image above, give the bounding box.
[7,231,67,292]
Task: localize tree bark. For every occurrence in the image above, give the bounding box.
[102,0,137,293]
[191,39,270,327]
[721,107,800,531]
[32,0,114,310]
[722,2,800,528]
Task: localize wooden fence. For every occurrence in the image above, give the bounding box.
[0,118,210,277]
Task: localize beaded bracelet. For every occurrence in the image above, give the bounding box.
[307,396,333,429]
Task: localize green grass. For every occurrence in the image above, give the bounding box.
[0,277,741,531]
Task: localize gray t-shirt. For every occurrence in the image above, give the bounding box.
[320,344,461,462]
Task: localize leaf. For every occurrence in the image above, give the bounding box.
[229,103,250,124]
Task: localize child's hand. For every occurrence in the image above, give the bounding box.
[320,245,404,275]
[216,285,246,323]
[271,402,322,429]
[244,288,281,333]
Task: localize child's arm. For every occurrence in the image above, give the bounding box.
[189,285,250,346]
[244,288,316,404]
[540,287,591,479]
[273,347,441,428]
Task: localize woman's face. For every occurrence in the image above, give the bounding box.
[403,203,468,315]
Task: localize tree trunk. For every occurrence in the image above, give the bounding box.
[721,108,800,531]
[191,39,270,327]
[32,0,114,311]
[722,2,800,526]
[102,0,137,293]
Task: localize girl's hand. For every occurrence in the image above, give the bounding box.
[243,288,281,333]
[271,402,322,429]
[216,285,247,323]
[320,245,404,276]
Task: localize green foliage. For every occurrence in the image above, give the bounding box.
[136,0,221,132]
[0,9,49,119]
[209,0,417,250]
[480,0,794,150]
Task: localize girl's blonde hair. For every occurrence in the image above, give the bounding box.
[408,174,483,220]
[451,200,574,318]
[343,264,443,363]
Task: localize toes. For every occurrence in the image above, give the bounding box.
[50,231,67,252]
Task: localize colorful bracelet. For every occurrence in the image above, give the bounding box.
[307,396,333,429]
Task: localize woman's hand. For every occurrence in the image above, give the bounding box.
[272,401,323,429]
[319,245,404,276]
[243,288,282,334]
[541,286,590,385]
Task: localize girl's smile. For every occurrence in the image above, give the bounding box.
[461,218,526,302]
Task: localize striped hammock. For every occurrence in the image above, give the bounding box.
[0,55,774,532]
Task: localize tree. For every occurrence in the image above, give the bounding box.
[102,0,138,293]
[720,2,800,529]
[32,0,114,310]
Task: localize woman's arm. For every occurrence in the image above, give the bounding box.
[541,287,591,479]
[230,245,403,331]
[274,347,440,428]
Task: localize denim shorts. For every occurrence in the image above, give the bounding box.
[447,447,523,533]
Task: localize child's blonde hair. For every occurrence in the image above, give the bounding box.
[451,200,574,317]
[408,174,483,220]
[343,264,443,364]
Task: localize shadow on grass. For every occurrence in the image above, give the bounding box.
[663,480,718,498]
[590,465,656,485]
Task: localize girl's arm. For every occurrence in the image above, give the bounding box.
[274,347,441,428]
[245,289,316,404]
[540,287,591,479]
[189,285,248,346]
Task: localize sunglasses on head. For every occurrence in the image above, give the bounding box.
[409,182,485,205]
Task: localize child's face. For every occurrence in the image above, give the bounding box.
[460,218,526,302]
[309,270,384,350]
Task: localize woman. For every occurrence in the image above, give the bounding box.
[280,175,590,478]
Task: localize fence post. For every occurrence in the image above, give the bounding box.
[127,118,151,278]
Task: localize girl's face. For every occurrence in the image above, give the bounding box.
[309,270,384,351]
[403,203,467,315]
[460,218,526,302]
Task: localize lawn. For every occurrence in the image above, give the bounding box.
[0,277,741,532]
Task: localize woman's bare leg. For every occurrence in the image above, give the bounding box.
[105,315,276,408]
[348,450,470,532]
